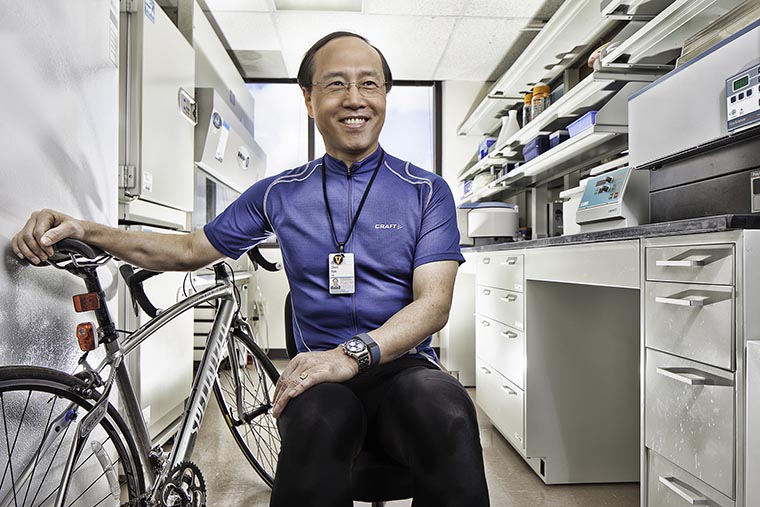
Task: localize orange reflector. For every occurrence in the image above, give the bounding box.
[73,293,101,312]
[76,322,98,351]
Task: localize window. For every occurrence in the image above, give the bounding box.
[248,81,439,176]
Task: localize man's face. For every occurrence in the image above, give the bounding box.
[303,37,387,166]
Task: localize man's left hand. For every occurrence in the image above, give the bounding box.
[272,347,358,418]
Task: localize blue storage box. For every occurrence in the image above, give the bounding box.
[549,129,569,148]
[478,137,497,160]
[567,111,597,137]
[522,134,549,162]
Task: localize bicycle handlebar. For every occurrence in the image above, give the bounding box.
[247,247,282,272]
[118,264,161,318]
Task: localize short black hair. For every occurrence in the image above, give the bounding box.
[297,31,393,93]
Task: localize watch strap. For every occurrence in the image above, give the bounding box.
[354,332,381,367]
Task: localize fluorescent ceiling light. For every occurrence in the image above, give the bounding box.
[274,0,362,12]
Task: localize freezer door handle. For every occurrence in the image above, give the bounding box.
[658,476,709,504]
[482,288,492,296]
[482,257,491,264]
[500,330,518,339]
[500,294,518,302]
[503,257,518,265]
[481,320,491,327]
[480,366,492,375]
[654,295,708,307]
[656,367,711,386]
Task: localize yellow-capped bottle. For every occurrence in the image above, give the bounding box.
[531,84,551,120]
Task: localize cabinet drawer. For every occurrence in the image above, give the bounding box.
[476,286,523,330]
[646,244,734,285]
[647,450,734,507]
[476,358,524,450]
[476,253,524,292]
[645,282,734,370]
[475,316,524,389]
[645,349,735,498]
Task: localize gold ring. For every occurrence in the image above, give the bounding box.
[299,371,309,381]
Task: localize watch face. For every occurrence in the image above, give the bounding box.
[345,338,366,354]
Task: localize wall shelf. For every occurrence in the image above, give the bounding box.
[457,154,508,181]
[601,0,746,69]
[457,0,620,137]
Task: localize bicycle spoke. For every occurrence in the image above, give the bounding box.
[22,393,62,507]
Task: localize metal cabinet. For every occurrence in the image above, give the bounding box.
[643,231,760,507]
[475,252,526,453]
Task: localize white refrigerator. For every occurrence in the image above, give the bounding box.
[118,0,195,443]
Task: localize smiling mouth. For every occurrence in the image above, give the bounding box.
[341,117,368,126]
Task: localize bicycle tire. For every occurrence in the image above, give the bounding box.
[213,329,280,488]
[0,366,145,507]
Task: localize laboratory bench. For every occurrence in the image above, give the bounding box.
[463,214,760,507]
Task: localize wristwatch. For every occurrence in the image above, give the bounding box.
[343,338,371,373]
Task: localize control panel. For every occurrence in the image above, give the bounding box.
[578,167,630,211]
[726,63,760,132]
[751,170,760,213]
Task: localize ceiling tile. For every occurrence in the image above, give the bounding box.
[202,0,273,11]
[273,13,456,80]
[234,50,289,78]
[364,0,463,16]
[211,12,280,50]
[463,0,548,18]
[434,16,528,81]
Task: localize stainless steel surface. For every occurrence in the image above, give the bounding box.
[476,357,525,452]
[629,20,760,169]
[0,0,118,370]
[476,316,524,389]
[647,450,735,507]
[645,281,734,370]
[476,286,524,332]
[119,0,195,212]
[645,348,735,498]
[194,88,265,193]
[747,341,760,506]
[477,253,524,292]
[646,244,734,284]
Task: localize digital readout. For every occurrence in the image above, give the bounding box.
[733,75,750,92]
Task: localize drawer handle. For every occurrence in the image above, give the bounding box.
[482,257,491,264]
[501,330,518,339]
[656,367,711,386]
[482,288,492,296]
[500,294,518,302]
[503,257,518,265]
[654,296,708,307]
[500,385,518,396]
[658,476,709,505]
[480,366,492,375]
[656,260,705,268]
[481,320,491,327]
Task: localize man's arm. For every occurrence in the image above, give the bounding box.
[272,260,458,417]
[11,208,224,271]
[367,260,458,364]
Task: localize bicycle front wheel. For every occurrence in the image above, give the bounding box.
[0,366,144,507]
[214,329,280,488]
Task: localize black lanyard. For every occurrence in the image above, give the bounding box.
[321,150,385,254]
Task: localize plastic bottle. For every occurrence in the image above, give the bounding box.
[531,84,551,120]
[522,93,533,126]
[496,110,520,147]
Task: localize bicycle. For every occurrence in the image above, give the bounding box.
[0,238,282,506]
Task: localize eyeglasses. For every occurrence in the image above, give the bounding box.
[311,79,387,97]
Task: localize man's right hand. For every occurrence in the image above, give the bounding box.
[11,209,85,264]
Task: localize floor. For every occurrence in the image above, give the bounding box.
[193,363,640,507]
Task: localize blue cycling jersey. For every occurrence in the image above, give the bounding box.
[204,147,464,364]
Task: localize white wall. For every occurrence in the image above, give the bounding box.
[442,80,489,202]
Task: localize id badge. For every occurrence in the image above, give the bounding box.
[328,252,355,294]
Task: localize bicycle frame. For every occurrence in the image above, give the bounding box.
[112,272,244,501]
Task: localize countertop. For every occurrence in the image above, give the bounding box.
[464,214,760,253]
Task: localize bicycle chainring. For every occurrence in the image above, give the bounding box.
[159,461,207,507]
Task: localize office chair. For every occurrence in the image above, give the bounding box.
[284,293,414,507]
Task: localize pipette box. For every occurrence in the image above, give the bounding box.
[567,111,597,137]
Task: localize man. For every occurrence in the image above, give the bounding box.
[12,31,489,506]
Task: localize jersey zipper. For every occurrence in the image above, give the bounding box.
[346,168,360,334]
